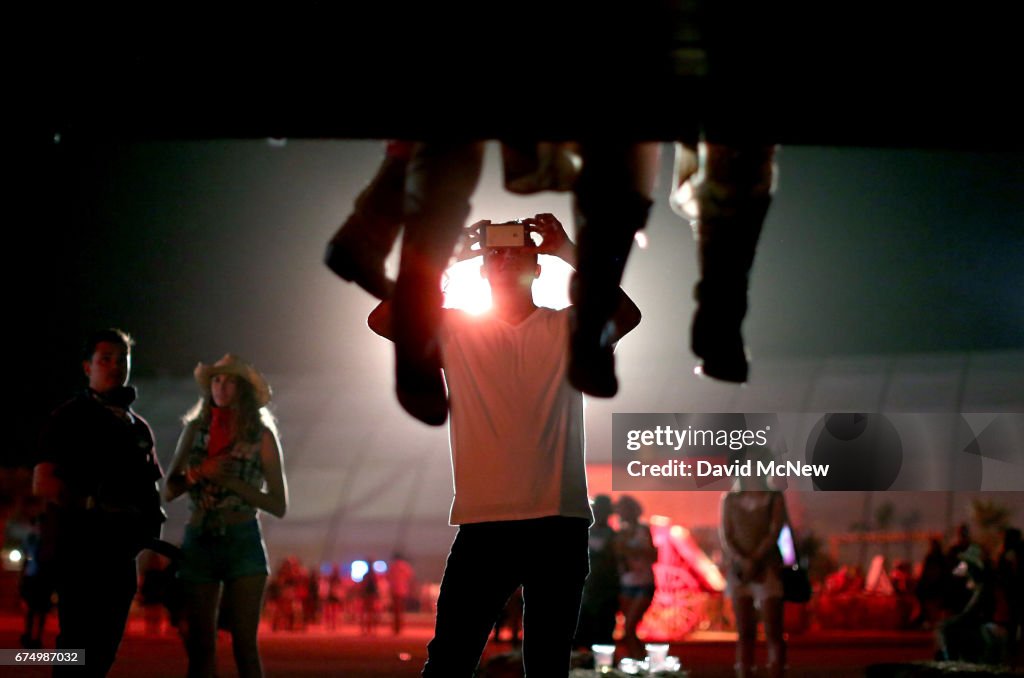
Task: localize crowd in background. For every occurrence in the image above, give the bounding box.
[117,552,423,638]
[811,523,1022,663]
[5,493,1022,666]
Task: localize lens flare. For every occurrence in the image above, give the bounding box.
[442,256,572,313]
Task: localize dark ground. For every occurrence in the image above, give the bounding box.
[0,609,948,677]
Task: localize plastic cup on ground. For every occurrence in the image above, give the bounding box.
[591,644,615,673]
[645,643,670,671]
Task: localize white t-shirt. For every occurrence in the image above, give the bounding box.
[439,306,593,526]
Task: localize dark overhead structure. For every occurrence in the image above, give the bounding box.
[33,2,1021,149]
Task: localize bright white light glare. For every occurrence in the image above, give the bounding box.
[442,256,572,313]
[266,137,288,148]
[443,260,491,314]
[634,231,649,249]
[7,549,23,564]
[372,560,388,574]
[350,560,369,583]
[531,255,572,309]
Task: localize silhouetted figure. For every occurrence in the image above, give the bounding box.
[321,564,345,631]
[720,467,787,678]
[994,527,1023,664]
[937,544,1001,663]
[268,556,306,632]
[913,538,946,629]
[332,141,484,426]
[944,523,975,615]
[565,143,659,397]
[34,328,166,677]
[574,495,620,650]
[368,214,640,677]
[305,568,321,628]
[163,354,289,678]
[664,5,781,383]
[359,569,382,636]
[670,142,778,382]
[17,500,55,649]
[614,495,658,661]
[388,553,416,636]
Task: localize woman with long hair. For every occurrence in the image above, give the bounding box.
[720,457,787,678]
[164,354,288,678]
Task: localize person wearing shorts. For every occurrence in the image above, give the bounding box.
[720,460,787,678]
[164,354,288,678]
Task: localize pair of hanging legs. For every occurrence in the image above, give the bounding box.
[675,142,777,382]
[325,141,484,425]
[325,139,774,423]
[325,141,657,405]
[567,140,777,388]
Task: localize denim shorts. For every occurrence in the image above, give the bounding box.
[178,519,269,584]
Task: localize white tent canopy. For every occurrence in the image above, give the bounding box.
[138,349,1022,580]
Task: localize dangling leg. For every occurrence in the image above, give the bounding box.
[690,142,777,383]
[569,142,658,397]
[324,140,413,300]
[393,141,484,425]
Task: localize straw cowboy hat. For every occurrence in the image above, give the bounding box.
[194,354,272,407]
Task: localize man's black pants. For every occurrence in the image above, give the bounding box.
[422,516,590,678]
[53,541,138,677]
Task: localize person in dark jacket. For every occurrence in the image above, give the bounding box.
[34,328,165,677]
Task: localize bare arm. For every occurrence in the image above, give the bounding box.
[163,421,198,502]
[719,493,745,558]
[750,491,786,562]
[531,213,641,343]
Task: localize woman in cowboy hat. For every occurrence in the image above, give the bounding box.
[164,354,288,678]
